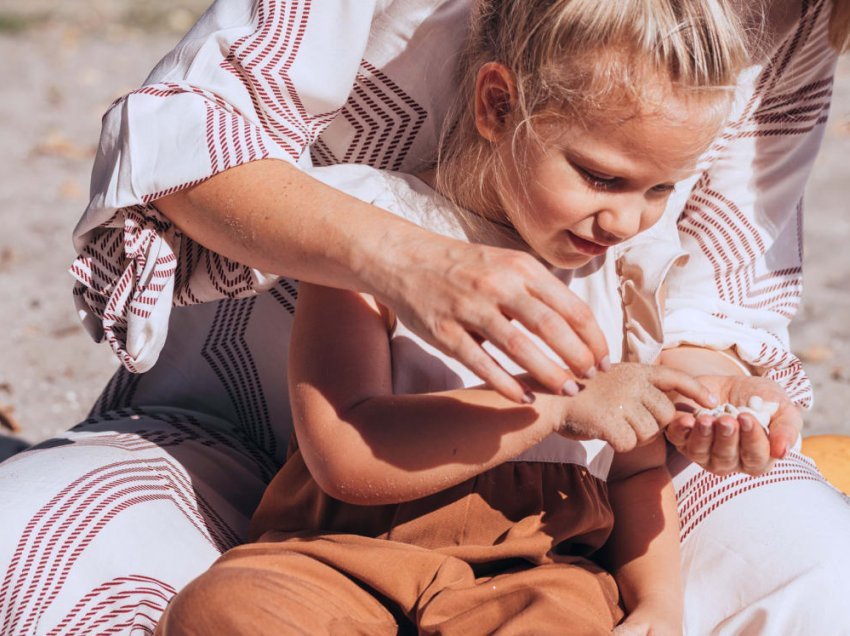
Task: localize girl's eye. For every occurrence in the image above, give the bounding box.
[650,183,676,195]
[577,166,619,191]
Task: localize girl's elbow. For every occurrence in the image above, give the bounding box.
[308,456,393,506]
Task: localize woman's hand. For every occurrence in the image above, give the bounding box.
[552,363,717,453]
[159,160,611,404]
[373,237,612,403]
[665,375,802,476]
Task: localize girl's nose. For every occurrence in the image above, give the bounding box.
[595,197,644,241]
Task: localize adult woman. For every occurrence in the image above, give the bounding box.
[1,0,849,634]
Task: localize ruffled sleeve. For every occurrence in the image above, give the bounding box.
[664,0,838,408]
[615,199,689,365]
[70,0,377,372]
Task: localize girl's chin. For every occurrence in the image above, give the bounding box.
[545,250,594,270]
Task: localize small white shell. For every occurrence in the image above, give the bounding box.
[694,397,780,433]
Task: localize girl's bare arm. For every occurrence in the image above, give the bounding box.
[288,281,564,505]
[603,438,683,632]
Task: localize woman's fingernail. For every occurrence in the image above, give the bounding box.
[522,391,536,405]
[708,394,719,406]
[584,366,597,379]
[699,421,713,436]
[740,416,753,432]
[599,356,611,372]
[720,421,735,437]
[561,380,579,397]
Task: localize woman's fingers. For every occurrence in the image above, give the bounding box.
[685,414,716,467]
[767,404,803,459]
[477,308,581,396]
[665,413,696,449]
[648,366,718,409]
[738,414,772,474]
[525,275,610,371]
[445,325,530,403]
[708,415,740,475]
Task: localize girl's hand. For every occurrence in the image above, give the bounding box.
[553,363,716,453]
[374,238,611,403]
[665,375,802,475]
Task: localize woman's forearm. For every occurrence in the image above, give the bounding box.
[154,158,432,296]
[660,345,749,377]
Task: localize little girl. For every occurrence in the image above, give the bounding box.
[156,0,749,633]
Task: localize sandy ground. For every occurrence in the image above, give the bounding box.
[0,2,849,457]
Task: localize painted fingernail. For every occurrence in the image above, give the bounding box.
[561,380,580,397]
[583,366,597,379]
[599,356,612,372]
[522,391,536,405]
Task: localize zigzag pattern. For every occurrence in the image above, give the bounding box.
[201,299,277,456]
[679,178,803,320]
[88,367,143,417]
[700,0,830,167]
[677,451,827,542]
[733,0,832,140]
[311,59,427,170]
[221,0,338,160]
[75,408,278,482]
[269,278,299,314]
[46,575,174,636]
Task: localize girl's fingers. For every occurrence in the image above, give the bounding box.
[708,415,740,475]
[474,312,576,396]
[649,367,718,409]
[625,407,661,446]
[641,386,677,427]
[447,327,529,404]
[738,414,772,475]
[502,296,597,382]
[526,279,611,370]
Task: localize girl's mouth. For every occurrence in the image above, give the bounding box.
[566,231,608,256]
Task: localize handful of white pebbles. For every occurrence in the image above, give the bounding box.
[694,396,779,432]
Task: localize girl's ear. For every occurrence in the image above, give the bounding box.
[474,62,517,142]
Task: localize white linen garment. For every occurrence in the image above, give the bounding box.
[1,1,848,635]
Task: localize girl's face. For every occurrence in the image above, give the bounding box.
[489,92,725,269]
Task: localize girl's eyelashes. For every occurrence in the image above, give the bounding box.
[570,158,677,195]
[649,183,676,196]
[574,164,620,191]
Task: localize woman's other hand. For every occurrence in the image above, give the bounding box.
[372,238,612,403]
[665,375,802,476]
[552,363,716,453]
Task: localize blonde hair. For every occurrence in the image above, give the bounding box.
[435,0,752,221]
[830,0,850,52]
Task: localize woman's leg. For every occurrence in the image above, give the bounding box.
[672,447,850,635]
[0,407,276,636]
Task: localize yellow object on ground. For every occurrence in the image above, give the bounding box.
[801,435,850,495]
